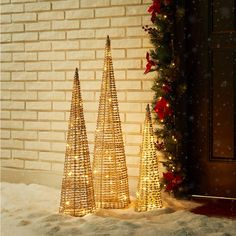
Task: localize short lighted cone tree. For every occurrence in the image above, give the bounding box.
[93,36,130,209]
[135,104,162,212]
[59,68,95,217]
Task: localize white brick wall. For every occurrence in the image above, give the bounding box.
[0,0,161,195]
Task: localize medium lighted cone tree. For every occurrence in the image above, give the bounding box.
[93,36,130,209]
[59,68,95,217]
[135,104,162,212]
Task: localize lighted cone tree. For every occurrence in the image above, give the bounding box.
[93,35,130,209]
[135,104,162,212]
[59,68,95,217]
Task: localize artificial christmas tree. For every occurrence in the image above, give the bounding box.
[93,36,130,209]
[59,68,95,217]
[135,104,162,212]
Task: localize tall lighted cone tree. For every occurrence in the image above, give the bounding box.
[135,104,162,212]
[59,68,95,217]
[93,36,130,209]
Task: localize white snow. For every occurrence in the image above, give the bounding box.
[1,182,236,236]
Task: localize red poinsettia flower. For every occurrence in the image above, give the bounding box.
[144,52,156,74]
[148,0,161,22]
[154,97,173,120]
[163,171,182,192]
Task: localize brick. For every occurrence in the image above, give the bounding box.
[80,39,104,49]
[25,2,51,12]
[95,28,125,38]
[96,7,125,17]
[111,0,141,4]
[51,163,64,172]
[51,122,67,131]
[80,81,101,90]
[25,161,51,170]
[116,81,142,90]
[12,13,36,22]
[1,101,25,110]
[1,72,11,81]
[12,111,37,120]
[12,33,38,42]
[81,60,103,70]
[81,19,109,29]
[25,62,51,71]
[113,60,141,69]
[12,72,37,81]
[38,72,65,81]
[128,167,139,177]
[12,150,38,160]
[143,38,152,47]
[11,0,36,3]
[12,131,37,140]
[142,80,153,90]
[39,31,66,40]
[126,134,142,144]
[25,22,51,31]
[1,149,11,159]
[25,42,51,51]
[1,159,24,169]
[67,30,95,39]
[67,50,95,60]
[123,123,141,133]
[112,38,141,48]
[1,90,10,99]
[52,41,79,50]
[111,16,141,27]
[53,101,70,111]
[126,5,149,15]
[13,52,37,61]
[66,9,94,19]
[126,156,139,165]
[1,34,11,43]
[38,91,65,101]
[25,141,50,151]
[0,110,10,119]
[11,91,37,100]
[24,121,50,130]
[126,113,144,122]
[80,0,109,8]
[38,112,64,121]
[51,142,66,152]
[39,151,64,162]
[1,139,23,149]
[1,62,24,72]
[127,92,153,101]
[26,101,51,110]
[38,52,65,61]
[0,15,11,23]
[52,0,79,10]
[1,23,24,33]
[66,71,94,80]
[127,27,146,37]
[1,53,11,62]
[39,131,65,141]
[125,145,140,155]
[52,61,77,71]
[1,4,24,13]
[52,20,80,30]
[38,11,64,21]
[1,130,11,139]
[1,43,24,52]
[1,120,23,129]
[119,103,141,112]
[53,81,72,90]
[127,48,147,58]
[127,69,147,79]
[1,81,24,90]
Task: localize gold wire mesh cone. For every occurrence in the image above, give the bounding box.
[93,36,130,209]
[135,104,162,212]
[59,68,95,217]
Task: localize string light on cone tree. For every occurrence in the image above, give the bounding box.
[93,36,130,209]
[59,68,95,217]
[135,104,162,212]
[143,0,186,196]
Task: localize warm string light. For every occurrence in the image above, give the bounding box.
[92,35,130,209]
[135,104,162,212]
[59,68,95,217]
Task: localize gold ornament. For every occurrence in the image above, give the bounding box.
[135,104,162,212]
[93,36,130,209]
[59,68,95,217]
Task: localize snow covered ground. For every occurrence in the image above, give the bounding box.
[1,182,236,236]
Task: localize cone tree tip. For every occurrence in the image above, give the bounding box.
[74,68,79,80]
[106,35,110,47]
[146,104,150,112]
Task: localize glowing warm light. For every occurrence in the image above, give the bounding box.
[135,104,162,212]
[93,36,130,209]
[59,68,95,217]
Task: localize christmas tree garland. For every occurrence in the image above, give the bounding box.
[144,0,186,196]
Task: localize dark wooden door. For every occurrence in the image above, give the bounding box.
[186,0,236,198]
